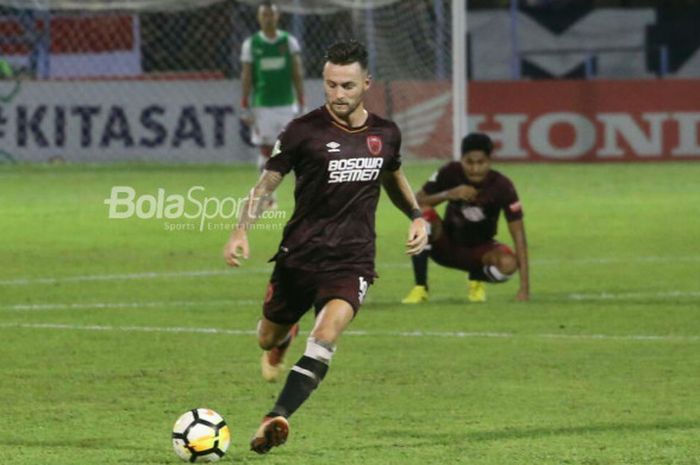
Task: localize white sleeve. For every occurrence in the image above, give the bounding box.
[288,34,301,54]
[240,37,252,63]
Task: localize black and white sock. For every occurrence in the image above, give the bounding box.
[267,338,335,419]
[472,265,510,283]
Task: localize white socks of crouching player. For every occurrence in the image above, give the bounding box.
[268,337,335,419]
[483,265,511,283]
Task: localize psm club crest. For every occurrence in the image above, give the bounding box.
[366,135,382,156]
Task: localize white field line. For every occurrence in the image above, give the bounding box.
[0,300,258,311]
[532,255,700,265]
[2,255,700,287]
[569,290,700,300]
[0,322,698,343]
[0,269,238,286]
[2,289,699,313]
[0,291,700,312]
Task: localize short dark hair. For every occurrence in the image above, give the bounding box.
[461,132,493,157]
[325,40,368,70]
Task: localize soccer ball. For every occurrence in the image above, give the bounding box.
[172,408,231,462]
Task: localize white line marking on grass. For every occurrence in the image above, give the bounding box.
[0,269,247,286]
[0,322,257,336]
[0,322,698,343]
[2,255,699,286]
[535,256,700,265]
[2,288,699,313]
[569,290,700,300]
[0,300,258,311]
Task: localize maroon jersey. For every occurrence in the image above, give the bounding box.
[265,106,402,276]
[422,162,523,247]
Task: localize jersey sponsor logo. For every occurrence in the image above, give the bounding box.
[326,141,341,153]
[509,201,522,213]
[327,157,384,183]
[358,276,369,304]
[461,206,486,222]
[366,135,382,155]
[259,56,286,71]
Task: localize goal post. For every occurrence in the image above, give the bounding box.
[452,0,466,161]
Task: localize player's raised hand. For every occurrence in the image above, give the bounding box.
[406,218,428,256]
[446,185,478,202]
[223,229,249,267]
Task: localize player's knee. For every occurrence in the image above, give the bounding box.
[256,322,281,350]
[497,253,518,275]
[309,327,338,345]
[310,320,348,345]
[311,300,354,343]
[257,332,277,351]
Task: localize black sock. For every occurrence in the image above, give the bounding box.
[469,268,487,281]
[411,250,429,288]
[267,355,329,419]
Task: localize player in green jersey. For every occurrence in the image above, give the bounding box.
[240,1,305,195]
[0,57,14,79]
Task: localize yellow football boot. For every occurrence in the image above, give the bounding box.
[401,285,429,304]
[468,280,486,302]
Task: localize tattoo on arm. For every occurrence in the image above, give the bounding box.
[236,170,284,231]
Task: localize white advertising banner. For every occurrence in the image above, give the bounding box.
[0,80,254,163]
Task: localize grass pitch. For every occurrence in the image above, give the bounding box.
[1,161,699,465]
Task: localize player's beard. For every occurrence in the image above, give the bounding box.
[329,90,364,120]
[329,100,357,119]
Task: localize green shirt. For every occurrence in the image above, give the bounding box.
[242,31,298,107]
[0,58,13,78]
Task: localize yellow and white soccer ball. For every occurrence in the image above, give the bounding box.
[172,408,231,462]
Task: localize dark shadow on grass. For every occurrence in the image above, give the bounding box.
[465,419,700,442]
[328,419,700,451]
[0,437,152,452]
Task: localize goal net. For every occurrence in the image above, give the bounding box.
[0,0,454,163]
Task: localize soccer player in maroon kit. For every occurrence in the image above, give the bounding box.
[223,40,428,454]
[401,133,530,304]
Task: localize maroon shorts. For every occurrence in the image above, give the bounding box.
[262,265,373,325]
[430,234,513,273]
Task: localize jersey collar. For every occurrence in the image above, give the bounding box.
[323,105,370,134]
[257,30,281,43]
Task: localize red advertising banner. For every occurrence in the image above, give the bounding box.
[367,80,700,162]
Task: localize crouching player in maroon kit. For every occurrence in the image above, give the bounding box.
[223,40,428,454]
[401,133,530,304]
